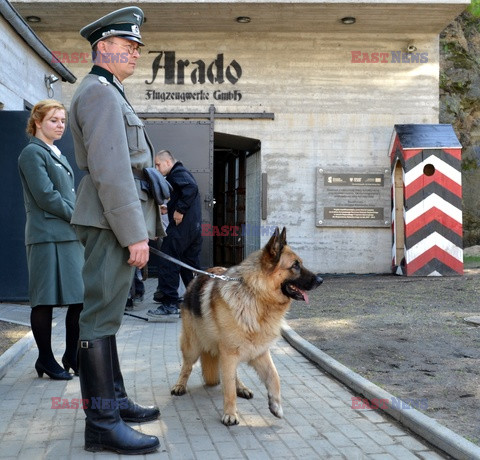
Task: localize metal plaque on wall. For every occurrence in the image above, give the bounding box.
[316,168,391,227]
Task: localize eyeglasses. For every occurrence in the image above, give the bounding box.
[106,41,141,55]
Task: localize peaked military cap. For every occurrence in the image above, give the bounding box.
[80,6,145,48]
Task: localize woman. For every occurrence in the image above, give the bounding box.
[18,99,83,380]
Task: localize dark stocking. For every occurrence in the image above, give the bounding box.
[30,305,63,373]
[64,303,82,367]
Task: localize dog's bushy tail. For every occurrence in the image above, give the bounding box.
[201,352,220,386]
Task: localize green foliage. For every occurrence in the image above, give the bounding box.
[464,256,480,269]
[462,156,478,171]
[463,211,480,246]
[469,0,480,17]
[464,255,480,263]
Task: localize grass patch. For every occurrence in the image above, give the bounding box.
[464,256,480,268]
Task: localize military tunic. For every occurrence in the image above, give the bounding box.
[70,66,162,339]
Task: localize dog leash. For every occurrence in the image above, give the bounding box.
[124,312,149,321]
[149,246,242,282]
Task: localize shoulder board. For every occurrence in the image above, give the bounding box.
[98,76,110,86]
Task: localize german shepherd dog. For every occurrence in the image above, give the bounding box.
[171,227,323,426]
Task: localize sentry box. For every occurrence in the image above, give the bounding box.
[390,124,463,276]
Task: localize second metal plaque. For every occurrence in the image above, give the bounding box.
[316,168,391,228]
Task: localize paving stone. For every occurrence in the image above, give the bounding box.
[417,451,449,460]
[0,440,23,457]
[308,438,341,456]
[364,429,396,446]
[368,454,397,460]
[385,443,427,459]
[337,445,367,459]
[351,435,385,455]
[377,421,411,437]
[0,292,456,459]
[194,450,222,460]
[243,448,270,460]
[397,434,435,451]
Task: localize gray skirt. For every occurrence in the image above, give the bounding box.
[26,241,84,308]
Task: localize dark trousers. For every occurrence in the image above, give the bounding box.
[129,269,145,298]
[156,223,202,303]
[76,226,133,340]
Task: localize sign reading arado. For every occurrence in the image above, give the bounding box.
[146,51,242,85]
[145,51,243,102]
[316,168,390,228]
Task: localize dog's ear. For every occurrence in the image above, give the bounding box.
[264,227,286,264]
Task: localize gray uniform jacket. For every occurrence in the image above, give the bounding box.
[18,137,78,245]
[69,69,162,247]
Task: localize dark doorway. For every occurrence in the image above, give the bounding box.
[213,132,261,266]
[393,159,405,270]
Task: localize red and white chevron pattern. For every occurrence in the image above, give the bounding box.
[390,125,463,276]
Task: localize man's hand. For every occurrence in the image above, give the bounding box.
[128,239,149,268]
[173,210,184,225]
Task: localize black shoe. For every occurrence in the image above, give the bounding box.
[153,290,165,303]
[35,359,72,380]
[117,397,160,423]
[109,336,160,423]
[62,355,79,376]
[125,297,134,311]
[79,336,160,454]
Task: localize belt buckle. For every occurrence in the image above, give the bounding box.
[80,340,89,349]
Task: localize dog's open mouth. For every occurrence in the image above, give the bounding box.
[282,283,309,303]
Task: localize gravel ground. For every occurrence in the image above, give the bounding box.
[0,321,29,355]
[286,262,480,446]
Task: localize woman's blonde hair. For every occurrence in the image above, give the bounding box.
[26,99,67,137]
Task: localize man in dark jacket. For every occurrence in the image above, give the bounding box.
[148,150,202,319]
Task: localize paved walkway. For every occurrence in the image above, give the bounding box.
[0,280,461,459]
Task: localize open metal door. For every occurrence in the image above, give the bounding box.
[0,111,79,301]
[144,120,214,268]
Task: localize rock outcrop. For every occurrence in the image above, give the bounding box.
[440,10,480,246]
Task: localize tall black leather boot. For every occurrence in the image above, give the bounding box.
[78,337,160,454]
[110,335,160,423]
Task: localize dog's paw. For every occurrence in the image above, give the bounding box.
[268,394,283,418]
[171,384,186,396]
[221,413,240,426]
[269,402,283,418]
[236,387,254,399]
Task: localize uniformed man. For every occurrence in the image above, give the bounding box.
[69,7,163,455]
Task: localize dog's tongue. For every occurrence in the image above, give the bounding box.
[301,290,309,304]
